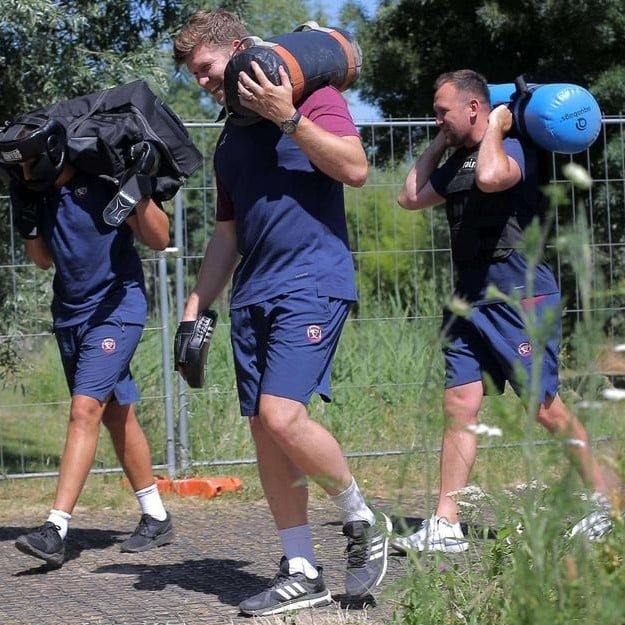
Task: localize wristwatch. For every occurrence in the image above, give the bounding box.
[279,110,302,135]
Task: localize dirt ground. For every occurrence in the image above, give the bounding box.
[0,494,434,625]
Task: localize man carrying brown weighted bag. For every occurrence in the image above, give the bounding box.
[173,9,391,617]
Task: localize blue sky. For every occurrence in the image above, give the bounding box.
[318,0,382,120]
[319,0,378,21]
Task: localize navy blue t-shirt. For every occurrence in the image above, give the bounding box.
[431,137,558,303]
[214,86,359,308]
[37,172,148,327]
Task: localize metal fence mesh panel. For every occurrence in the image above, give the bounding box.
[1,118,623,478]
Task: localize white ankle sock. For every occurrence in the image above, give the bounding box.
[135,483,167,521]
[47,509,71,539]
[330,477,375,526]
[278,525,318,579]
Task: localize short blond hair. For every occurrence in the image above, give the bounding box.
[173,9,248,65]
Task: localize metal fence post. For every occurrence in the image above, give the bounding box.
[174,193,190,472]
[157,248,177,478]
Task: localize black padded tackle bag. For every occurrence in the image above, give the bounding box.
[32,80,203,200]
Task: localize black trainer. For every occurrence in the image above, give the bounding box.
[120,512,175,552]
[15,521,66,568]
[343,511,392,596]
[239,557,332,616]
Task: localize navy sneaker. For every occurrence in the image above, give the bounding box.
[120,512,175,552]
[343,511,392,596]
[239,557,332,616]
[15,521,65,568]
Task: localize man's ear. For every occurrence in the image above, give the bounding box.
[468,97,481,119]
[230,39,242,56]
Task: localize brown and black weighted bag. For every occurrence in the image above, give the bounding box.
[223,21,362,126]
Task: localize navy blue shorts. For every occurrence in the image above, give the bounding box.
[442,293,561,404]
[230,288,352,416]
[54,318,143,404]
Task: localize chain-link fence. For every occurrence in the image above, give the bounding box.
[1,117,624,479]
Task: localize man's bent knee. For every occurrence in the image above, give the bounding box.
[257,395,308,440]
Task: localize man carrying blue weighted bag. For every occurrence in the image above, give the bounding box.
[394,69,620,554]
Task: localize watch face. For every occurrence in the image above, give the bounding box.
[280,111,301,135]
[281,120,297,135]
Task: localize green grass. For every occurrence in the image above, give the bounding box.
[387,453,625,625]
[3,307,624,488]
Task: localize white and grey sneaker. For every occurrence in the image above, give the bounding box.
[568,493,613,541]
[238,557,331,616]
[343,511,392,596]
[391,514,468,554]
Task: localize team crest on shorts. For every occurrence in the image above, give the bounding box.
[518,342,532,357]
[74,186,88,199]
[306,325,322,343]
[101,338,116,353]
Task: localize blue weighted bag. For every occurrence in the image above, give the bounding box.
[488,77,602,153]
[224,21,362,126]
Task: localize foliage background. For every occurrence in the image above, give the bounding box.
[2,4,625,624]
[2,0,624,395]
